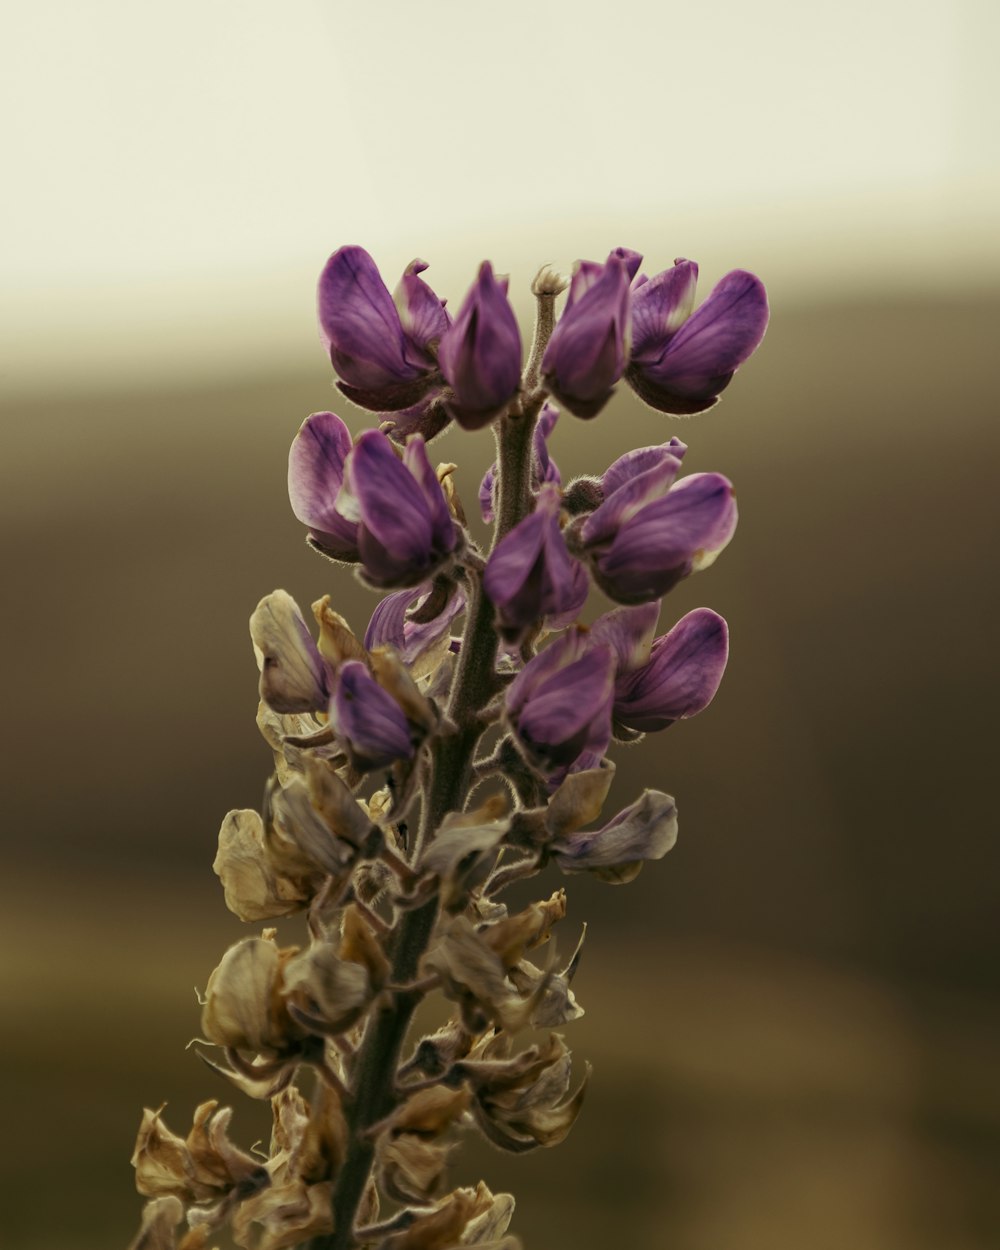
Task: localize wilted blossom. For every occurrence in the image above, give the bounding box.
[438,261,522,429]
[541,248,640,419]
[336,429,458,588]
[506,628,614,779]
[364,580,466,675]
[595,603,730,733]
[483,484,589,644]
[580,444,737,603]
[318,246,447,411]
[250,589,331,714]
[626,260,769,414]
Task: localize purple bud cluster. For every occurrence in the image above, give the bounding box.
[128,241,767,1250]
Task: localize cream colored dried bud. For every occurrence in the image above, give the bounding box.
[250,590,329,714]
[531,264,569,297]
[508,957,584,1028]
[282,939,371,1035]
[270,776,355,878]
[201,934,299,1055]
[256,702,327,785]
[481,891,567,969]
[419,793,508,911]
[303,754,374,849]
[214,809,322,923]
[125,1195,184,1250]
[386,1086,471,1137]
[312,595,368,668]
[340,904,391,991]
[365,786,394,826]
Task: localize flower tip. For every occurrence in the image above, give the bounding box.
[532,264,569,297]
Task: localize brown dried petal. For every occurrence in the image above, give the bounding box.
[282,939,371,1034]
[312,595,368,668]
[271,777,355,878]
[132,1108,193,1199]
[422,918,531,1034]
[419,797,509,912]
[543,761,616,838]
[460,1191,516,1245]
[185,1101,269,1199]
[126,1195,184,1250]
[303,754,374,849]
[378,1182,495,1250]
[480,891,566,969]
[256,702,327,785]
[377,1133,452,1204]
[231,1178,334,1250]
[386,1085,471,1137]
[201,935,299,1054]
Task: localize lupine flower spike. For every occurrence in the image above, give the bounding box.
[128,243,768,1250]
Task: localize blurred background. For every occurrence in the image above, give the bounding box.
[3,1,999,1247]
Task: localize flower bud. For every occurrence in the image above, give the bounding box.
[328,660,414,771]
[438,261,522,430]
[201,934,299,1055]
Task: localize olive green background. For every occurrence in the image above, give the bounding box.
[3,279,999,1248]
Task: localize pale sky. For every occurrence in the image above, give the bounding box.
[3,0,998,390]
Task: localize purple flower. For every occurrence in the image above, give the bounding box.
[592,603,729,732]
[581,454,737,603]
[437,261,522,430]
[364,581,466,668]
[328,660,414,771]
[318,246,445,411]
[287,411,360,560]
[626,260,768,414]
[483,484,589,644]
[338,430,458,589]
[479,402,561,524]
[541,248,640,419]
[506,629,614,779]
[551,789,678,881]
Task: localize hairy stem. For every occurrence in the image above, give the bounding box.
[306,399,546,1250]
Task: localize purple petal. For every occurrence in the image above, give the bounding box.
[329,660,413,769]
[591,473,738,603]
[628,270,769,413]
[483,485,587,643]
[438,261,522,429]
[552,789,678,874]
[541,254,630,419]
[287,412,359,555]
[381,397,452,446]
[582,451,686,548]
[343,430,433,562]
[364,583,465,666]
[394,258,450,356]
[614,608,728,732]
[600,440,688,499]
[507,627,589,719]
[514,644,615,772]
[318,246,422,390]
[589,601,661,674]
[630,260,699,361]
[402,435,456,557]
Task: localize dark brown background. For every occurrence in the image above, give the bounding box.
[3,285,999,1249]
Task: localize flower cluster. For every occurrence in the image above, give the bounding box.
[128,244,766,1250]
